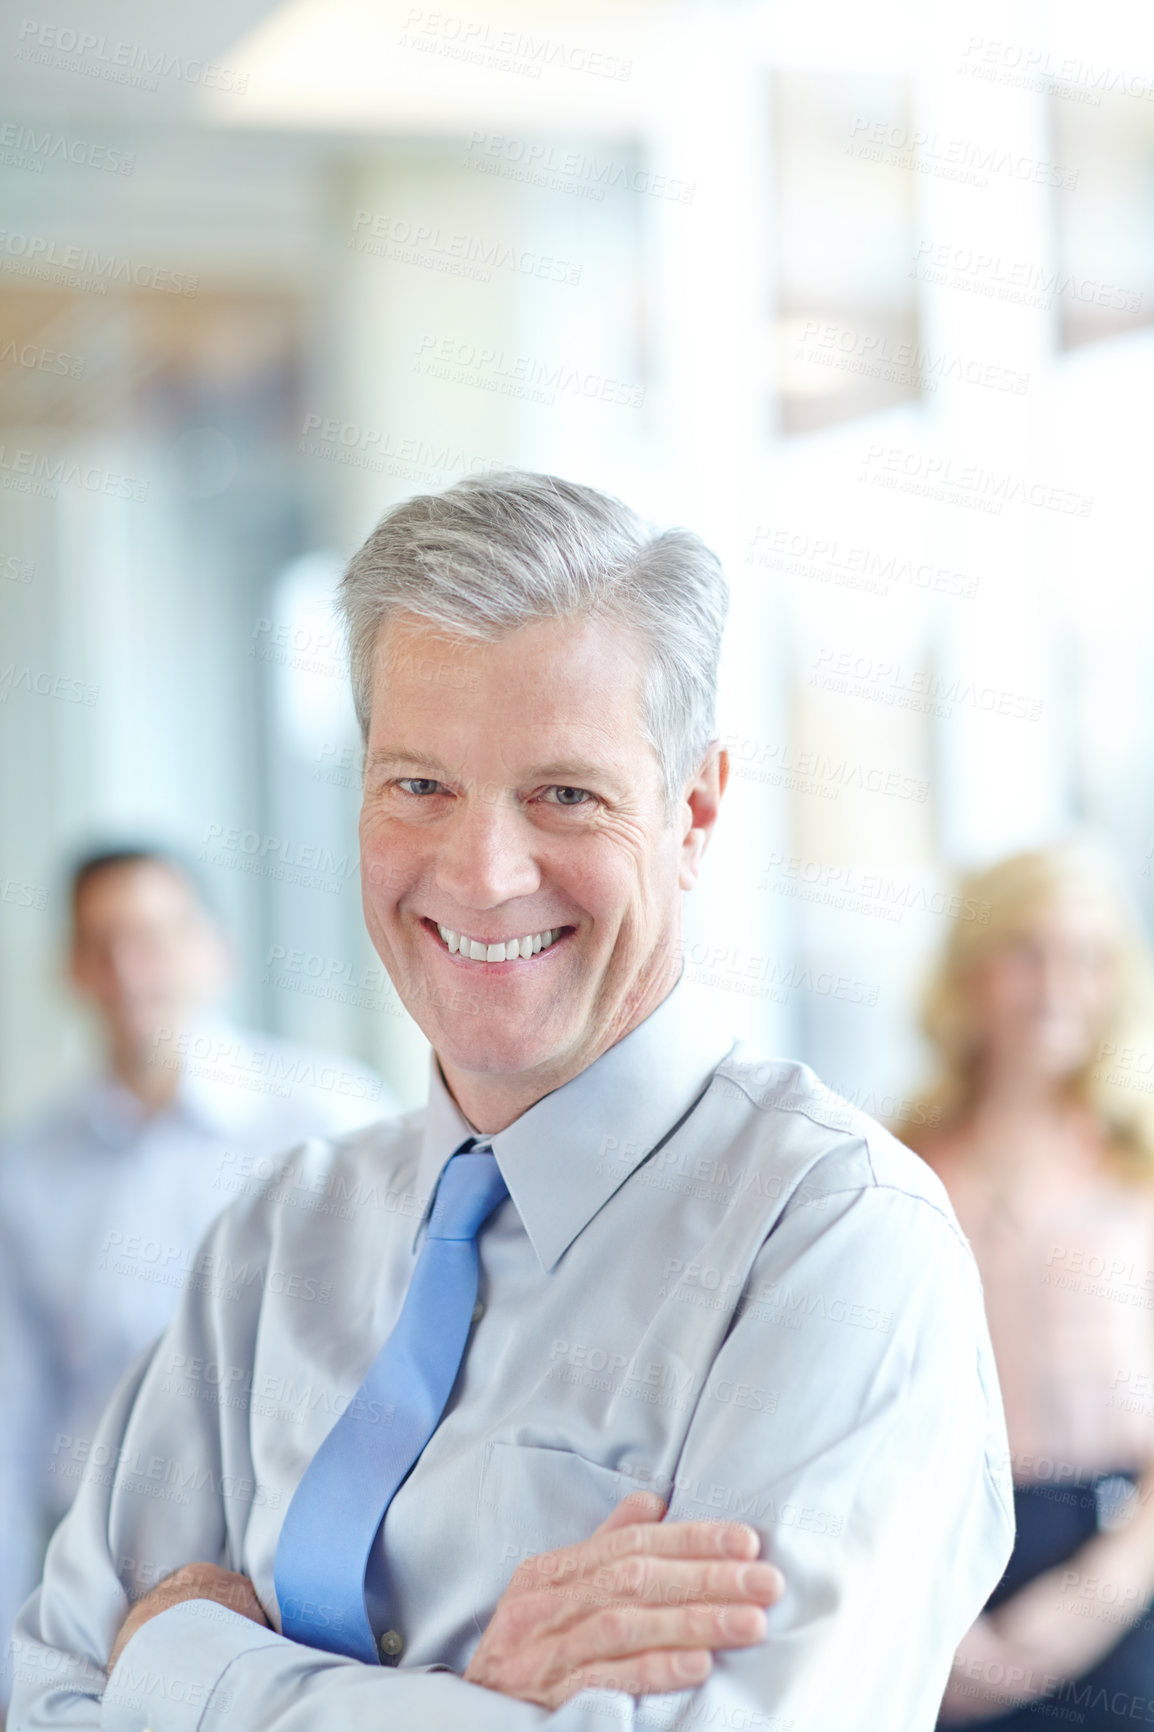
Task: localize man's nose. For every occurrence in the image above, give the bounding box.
[106,937,161,992]
[432,790,542,909]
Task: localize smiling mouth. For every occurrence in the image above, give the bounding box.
[422,918,572,963]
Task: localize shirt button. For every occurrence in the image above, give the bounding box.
[379,1629,404,1662]
[472,1299,485,1323]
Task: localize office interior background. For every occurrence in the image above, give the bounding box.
[1,0,1152,1125]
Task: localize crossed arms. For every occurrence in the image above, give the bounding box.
[10,1176,1013,1732]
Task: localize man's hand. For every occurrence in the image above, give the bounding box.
[107,1562,270,1673]
[464,1490,785,1708]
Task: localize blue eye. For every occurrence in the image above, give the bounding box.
[548,786,591,806]
[399,778,441,797]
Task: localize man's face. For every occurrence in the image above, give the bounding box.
[359,610,716,1092]
[70,861,229,1051]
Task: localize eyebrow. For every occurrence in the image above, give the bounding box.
[364,748,626,790]
[365,748,454,776]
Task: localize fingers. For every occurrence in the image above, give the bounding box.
[517,1516,763,1595]
[517,1540,781,1614]
[538,1594,771,1708]
[484,1514,786,1712]
[558,1647,714,1703]
[610,1554,784,1610]
[550,1595,770,1668]
[527,1560,782,1653]
[601,1517,762,1563]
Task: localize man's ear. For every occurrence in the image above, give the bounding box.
[678,741,728,892]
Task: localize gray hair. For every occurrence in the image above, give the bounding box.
[338,470,729,815]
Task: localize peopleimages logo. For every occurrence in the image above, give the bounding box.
[297,414,513,487]
[790,320,1030,396]
[960,36,1154,106]
[845,118,1079,190]
[0,338,85,377]
[0,228,198,295]
[0,663,99,705]
[858,443,1093,519]
[348,209,582,286]
[412,334,645,409]
[0,123,135,174]
[758,855,991,926]
[198,823,359,896]
[463,132,693,203]
[399,9,633,82]
[0,444,147,501]
[909,242,1143,314]
[15,19,249,93]
[809,646,1044,723]
[745,526,978,599]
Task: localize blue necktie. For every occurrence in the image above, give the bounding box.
[274,1140,509,1664]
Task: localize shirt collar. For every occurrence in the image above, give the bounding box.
[79,1075,151,1149]
[415,969,737,1272]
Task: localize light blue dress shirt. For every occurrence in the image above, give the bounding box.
[9,976,1014,1731]
[0,1018,392,1702]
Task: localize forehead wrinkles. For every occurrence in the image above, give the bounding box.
[372,612,647,708]
[367,616,657,799]
[378,668,639,727]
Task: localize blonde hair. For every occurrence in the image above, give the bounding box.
[910,841,1154,1180]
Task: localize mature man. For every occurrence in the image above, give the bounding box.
[0,848,391,1699]
[10,474,1014,1731]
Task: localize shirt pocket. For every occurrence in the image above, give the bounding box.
[475,1440,627,1609]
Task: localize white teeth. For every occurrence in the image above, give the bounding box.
[435,923,563,962]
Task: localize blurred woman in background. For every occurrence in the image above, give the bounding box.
[905,843,1154,1730]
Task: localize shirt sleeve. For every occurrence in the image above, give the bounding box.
[10,1164,1012,1732]
[0,1247,60,1711]
[602,1177,1016,1732]
[5,1183,593,1732]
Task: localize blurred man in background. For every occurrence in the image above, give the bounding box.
[0,845,394,1705]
